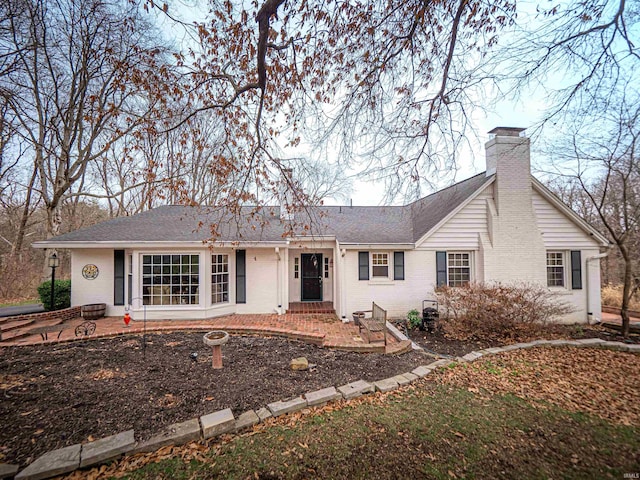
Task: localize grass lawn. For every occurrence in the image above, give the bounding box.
[0,298,39,308]
[83,347,639,480]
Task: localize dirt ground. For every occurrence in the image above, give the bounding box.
[0,332,428,467]
[2,324,638,469]
[405,321,639,357]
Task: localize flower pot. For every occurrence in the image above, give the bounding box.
[81,303,106,320]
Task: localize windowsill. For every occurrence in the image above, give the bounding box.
[548,287,572,295]
[368,278,395,285]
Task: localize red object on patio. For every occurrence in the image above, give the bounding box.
[123,312,131,326]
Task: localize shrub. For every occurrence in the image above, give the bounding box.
[435,282,574,342]
[37,279,71,311]
[406,309,421,329]
[601,283,640,310]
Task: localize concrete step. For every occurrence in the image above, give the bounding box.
[385,340,413,355]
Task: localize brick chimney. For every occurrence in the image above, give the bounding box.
[480,127,547,284]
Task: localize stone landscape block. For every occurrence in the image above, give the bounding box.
[529,340,552,346]
[305,386,342,407]
[16,444,81,480]
[201,408,235,439]
[575,338,606,345]
[290,357,309,371]
[267,397,307,417]
[256,407,272,422]
[500,344,522,352]
[402,372,419,382]
[428,359,455,369]
[132,419,201,454]
[547,339,570,346]
[0,464,19,480]
[411,365,433,377]
[80,430,135,468]
[626,344,640,352]
[391,374,411,386]
[337,380,374,400]
[563,340,583,347]
[513,342,537,349]
[374,378,399,393]
[461,352,483,362]
[235,410,260,432]
[601,341,630,351]
[483,347,506,354]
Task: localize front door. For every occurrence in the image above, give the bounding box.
[301,253,322,301]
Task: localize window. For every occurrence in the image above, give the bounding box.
[372,253,389,278]
[211,254,229,304]
[324,257,329,278]
[447,252,470,287]
[294,257,299,279]
[547,251,565,287]
[142,254,200,306]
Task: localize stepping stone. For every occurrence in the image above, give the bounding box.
[16,444,81,480]
[374,378,399,393]
[201,408,235,439]
[0,464,19,480]
[132,419,201,454]
[267,397,307,417]
[256,407,273,422]
[391,374,412,386]
[305,386,342,407]
[337,380,374,400]
[235,410,260,432]
[80,430,135,468]
[411,365,434,378]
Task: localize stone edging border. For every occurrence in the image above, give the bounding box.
[5,338,639,480]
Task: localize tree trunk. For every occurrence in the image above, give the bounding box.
[620,252,632,338]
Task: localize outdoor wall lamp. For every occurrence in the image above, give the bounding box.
[48,252,59,311]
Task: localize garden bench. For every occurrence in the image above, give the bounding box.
[358,302,388,345]
[28,323,68,341]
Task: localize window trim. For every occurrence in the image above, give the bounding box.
[546,251,567,288]
[371,252,390,278]
[140,253,201,307]
[211,254,230,305]
[446,251,472,287]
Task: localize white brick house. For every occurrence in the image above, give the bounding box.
[35,128,610,323]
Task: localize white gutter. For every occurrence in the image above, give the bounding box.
[586,249,611,324]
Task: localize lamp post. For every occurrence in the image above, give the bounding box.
[48,252,59,311]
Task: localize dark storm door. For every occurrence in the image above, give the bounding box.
[301,253,323,301]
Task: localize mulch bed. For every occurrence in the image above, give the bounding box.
[406,322,639,357]
[0,332,428,467]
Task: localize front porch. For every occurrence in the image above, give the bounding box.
[0,312,412,354]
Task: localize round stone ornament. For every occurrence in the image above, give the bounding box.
[82,264,99,280]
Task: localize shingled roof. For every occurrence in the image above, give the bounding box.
[39,172,494,246]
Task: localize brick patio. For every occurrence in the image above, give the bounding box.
[0,313,412,354]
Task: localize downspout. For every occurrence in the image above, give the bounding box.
[586,249,610,324]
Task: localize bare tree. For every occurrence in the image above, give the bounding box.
[545,97,639,337]
[1,0,171,245]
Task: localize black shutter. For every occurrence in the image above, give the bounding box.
[236,250,246,303]
[358,251,369,280]
[436,251,447,287]
[571,250,582,290]
[114,250,125,305]
[394,251,405,280]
